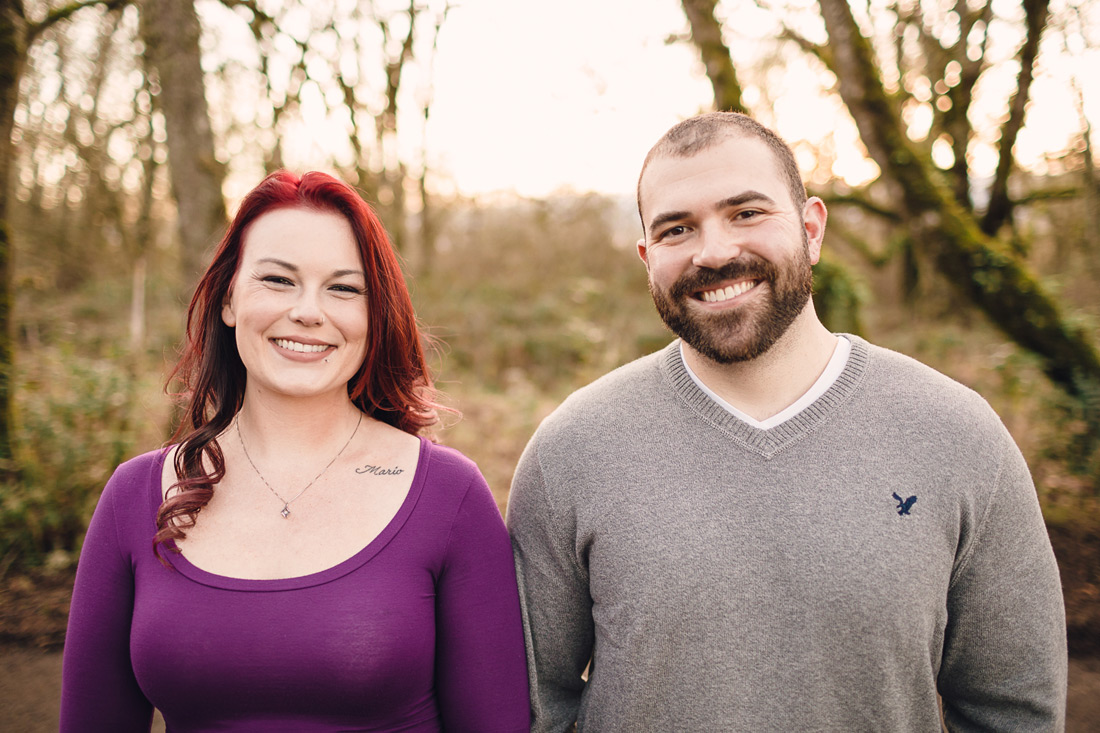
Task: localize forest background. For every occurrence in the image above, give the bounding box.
[0,0,1098,666]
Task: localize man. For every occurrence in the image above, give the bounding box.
[507,112,1067,732]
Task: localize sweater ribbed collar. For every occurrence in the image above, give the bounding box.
[659,335,870,458]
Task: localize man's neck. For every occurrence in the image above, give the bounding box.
[682,315,838,422]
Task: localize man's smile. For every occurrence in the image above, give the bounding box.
[697,280,760,303]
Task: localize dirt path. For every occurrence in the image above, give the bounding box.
[0,646,164,733]
[3,646,1098,731]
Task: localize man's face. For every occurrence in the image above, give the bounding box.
[637,135,824,364]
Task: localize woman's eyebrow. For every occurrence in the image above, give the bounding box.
[256,259,364,279]
[256,257,297,270]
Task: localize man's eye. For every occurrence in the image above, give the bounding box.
[734,210,761,220]
[660,225,688,239]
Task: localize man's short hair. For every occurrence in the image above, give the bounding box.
[637,112,807,223]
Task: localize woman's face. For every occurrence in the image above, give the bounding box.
[222,206,370,404]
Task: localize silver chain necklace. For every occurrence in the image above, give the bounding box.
[235,411,363,518]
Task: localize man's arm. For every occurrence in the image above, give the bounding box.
[507,436,594,733]
[938,438,1067,731]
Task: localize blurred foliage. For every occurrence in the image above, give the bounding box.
[812,254,867,336]
[0,348,138,576]
[411,193,670,395]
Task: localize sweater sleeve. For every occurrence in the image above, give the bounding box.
[434,468,531,732]
[938,439,1067,732]
[507,436,594,733]
[60,463,155,732]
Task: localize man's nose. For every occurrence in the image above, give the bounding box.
[691,222,743,269]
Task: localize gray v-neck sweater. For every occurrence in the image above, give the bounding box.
[508,336,1066,732]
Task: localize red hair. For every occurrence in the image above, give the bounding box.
[156,170,439,556]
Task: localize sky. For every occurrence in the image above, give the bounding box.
[425,0,713,197]
[244,0,1098,200]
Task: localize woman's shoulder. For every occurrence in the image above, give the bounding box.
[422,439,481,477]
[89,447,168,545]
[417,439,497,510]
[109,447,170,490]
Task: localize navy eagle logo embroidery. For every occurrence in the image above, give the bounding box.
[892,492,917,516]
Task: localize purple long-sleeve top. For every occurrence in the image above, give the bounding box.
[61,438,530,732]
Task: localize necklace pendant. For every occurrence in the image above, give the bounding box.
[237,411,363,521]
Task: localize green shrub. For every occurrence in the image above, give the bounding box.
[0,347,138,575]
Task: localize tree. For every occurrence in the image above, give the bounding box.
[207,0,449,261]
[139,0,227,288]
[681,0,744,112]
[0,0,130,475]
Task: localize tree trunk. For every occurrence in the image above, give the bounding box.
[680,0,743,112]
[816,0,1100,396]
[139,0,226,290]
[0,1,26,472]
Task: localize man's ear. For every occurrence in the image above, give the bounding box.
[636,238,650,270]
[802,197,827,265]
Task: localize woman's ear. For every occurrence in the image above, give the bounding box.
[221,297,236,328]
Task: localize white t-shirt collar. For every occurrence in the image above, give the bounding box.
[680,336,852,430]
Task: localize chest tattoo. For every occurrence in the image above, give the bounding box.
[355,464,405,476]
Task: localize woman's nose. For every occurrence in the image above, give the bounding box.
[289,291,324,326]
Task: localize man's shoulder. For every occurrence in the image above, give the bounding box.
[858,337,1006,430]
[862,339,980,394]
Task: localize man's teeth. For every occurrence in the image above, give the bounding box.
[275,339,329,353]
[702,281,756,302]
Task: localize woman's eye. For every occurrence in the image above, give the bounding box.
[330,284,363,294]
[262,275,293,286]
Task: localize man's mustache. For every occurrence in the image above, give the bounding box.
[669,256,779,300]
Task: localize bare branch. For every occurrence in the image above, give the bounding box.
[820,191,904,223]
[1013,186,1085,205]
[981,0,1052,235]
[28,0,130,43]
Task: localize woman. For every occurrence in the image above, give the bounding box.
[60,171,530,731]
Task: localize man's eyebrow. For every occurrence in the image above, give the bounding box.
[647,210,690,239]
[647,191,780,238]
[717,191,777,209]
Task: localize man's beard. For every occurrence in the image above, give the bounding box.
[649,245,813,364]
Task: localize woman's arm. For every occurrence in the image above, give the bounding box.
[434,471,531,733]
[61,465,155,732]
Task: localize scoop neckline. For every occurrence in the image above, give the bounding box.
[154,436,430,591]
